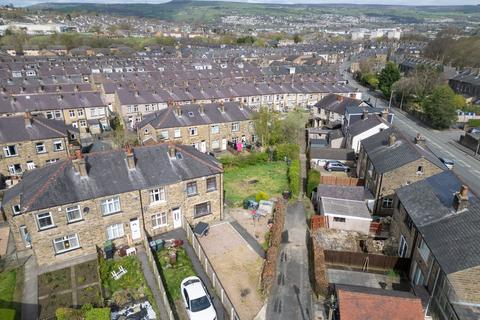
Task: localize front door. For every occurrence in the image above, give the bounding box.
[200,140,207,153]
[221,138,227,150]
[172,208,182,229]
[129,218,141,240]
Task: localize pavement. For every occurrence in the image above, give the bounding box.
[155,229,226,320]
[21,253,38,320]
[137,248,171,320]
[266,201,313,320]
[342,64,480,193]
[229,220,266,258]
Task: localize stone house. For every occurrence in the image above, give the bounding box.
[345,113,391,153]
[137,102,254,152]
[1,143,223,267]
[357,128,445,215]
[390,171,480,320]
[0,113,77,184]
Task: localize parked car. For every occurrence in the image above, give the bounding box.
[439,158,454,170]
[181,276,216,320]
[469,128,480,134]
[324,161,350,172]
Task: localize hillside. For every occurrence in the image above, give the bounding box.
[29,1,480,24]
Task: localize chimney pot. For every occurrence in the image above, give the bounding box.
[72,150,88,177]
[388,133,396,146]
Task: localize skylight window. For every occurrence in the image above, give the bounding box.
[188,111,194,117]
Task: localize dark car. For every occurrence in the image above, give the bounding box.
[324,161,350,172]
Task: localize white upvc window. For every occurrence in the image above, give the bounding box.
[37,212,54,230]
[206,177,217,192]
[77,109,84,116]
[90,108,97,117]
[69,110,75,117]
[382,198,393,208]
[149,187,166,204]
[36,142,46,154]
[53,140,64,151]
[418,238,430,262]
[212,140,219,149]
[79,120,87,127]
[12,204,21,215]
[174,128,181,138]
[53,234,80,254]
[106,223,124,240]
[101,196,121,215]
[231,122,239,132]
[54,110,62,119]
[211,125,219,134]
[66,205,82,223]
[194,202,211,218]
[3,145,18,157]
[161,130,169,140]
[26,161,35,170]
[189,127,198,136]
[152,212,167,229]
[186,182,198,197]
[8,164,22,175]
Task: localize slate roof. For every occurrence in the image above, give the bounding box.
[309,147,355,161]
[348,114,390,137]
[2,144,222,213]
[361,127,445,174]
[138,102,252,129]
[321,197,371,219]
[396,170,480,275]
[0,115,76,144]
[336,285,424,320]
[314,94,363,115]
[316,185,373,201]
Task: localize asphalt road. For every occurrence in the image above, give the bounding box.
[266,201,312,320]
[342,66,480,193]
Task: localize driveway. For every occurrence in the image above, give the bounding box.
[155,229,226,320]
[266,201,312,320]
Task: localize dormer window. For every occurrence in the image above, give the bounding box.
[12,204,21,215]
[416,166,424,175]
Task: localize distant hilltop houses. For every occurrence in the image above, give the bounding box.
[0,23,78,36]
[350,28,402,41]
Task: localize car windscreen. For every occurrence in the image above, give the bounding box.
[190,295,211,312]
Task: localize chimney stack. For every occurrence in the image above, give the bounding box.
[125,145,135,169]
[220,101,225,113]
[381,108,389,120]
[453,185,469,212]
[168,144,176,158]
[24,111,33,127]
[414,133,426,147]
[239,101,244,110]
[362,109,368,120]
[72,150,88,177]
[175,104,182,117]
[388,133,397,146]
[336,95,344,102]
[199,103,205,114]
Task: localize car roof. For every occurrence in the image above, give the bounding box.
[183,277,207,300]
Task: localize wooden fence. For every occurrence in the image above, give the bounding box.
[142,236,175,320]
[323,250,410,272]
[183,220,240,320]
[320,175,364,186]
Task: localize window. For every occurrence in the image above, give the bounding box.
[152,212,167,228]
[79,120,87,127]
[149,187,166,203]
[66,205,82,223]
[194,202,211,218]
[77,109,84,117]
[53,234,80,253]
[106,223,124,240]
[333,217,346,222]
[206,177,216,192]
[231,122,239,132]
[404,213,413,231]
[101,196,121,215]
[398,235,408,258]
[46,111,54,119]
[69,110,75,117]
[53,140,63,151]
[161,130,169,140]
[186,182,198,196]
[189,127,198,136]
[19,225,31,248]
[26,161,35,170]
[37,212,54,230]
[212,140,219,150]
[174,128,181,138]
[418,238,430,262]
[8,164,22,175]
[416,166,424,175]
[46,158,59,164]
[3,145,18,157]
[211,125,219,134]
[54,110,62,119]
[12,204,21,215]
[382,198,393,208]
[36,142,46,153]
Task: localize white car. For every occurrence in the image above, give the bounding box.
[181,276,217,320]
[439,158,454,170]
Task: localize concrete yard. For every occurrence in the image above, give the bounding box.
[198,222,264,320]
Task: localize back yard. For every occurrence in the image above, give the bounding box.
[0,268,23,320]
[224,161,288,206]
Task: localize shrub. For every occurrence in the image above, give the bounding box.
[255,191,269,202]
[306,170,321,198]
[288,160,301,197]
[274,143,300,161]
[55,308,83,320]
[55,307,110,320]
[85,308,111,320]
[468,119,480,128]
[220,152,269,169]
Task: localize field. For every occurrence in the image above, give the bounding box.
[224,161,288,206]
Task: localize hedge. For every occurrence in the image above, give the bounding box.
[274,143,300,161]
[220,152,269,169]
[306,170,320,198]
[288,159,301,197]
[56,306,110,320]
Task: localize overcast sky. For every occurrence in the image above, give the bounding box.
[2,0,479,7]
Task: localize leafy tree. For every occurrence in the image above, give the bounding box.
[378,62,400,98]
[422,85,458,129]
[281,110,308,144]
[293,34,302,43]
[253,107,283,146]
[361,73,379,89]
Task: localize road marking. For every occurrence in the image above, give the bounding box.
[473,170,480,176]
[457,160,472,168]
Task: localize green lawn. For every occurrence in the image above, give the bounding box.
[99,256,156,310]
[224,161,288,206]
[156,248,196,301]
[0,269,22,320]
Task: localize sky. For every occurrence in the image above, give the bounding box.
[2,0,479,6]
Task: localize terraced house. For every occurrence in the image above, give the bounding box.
[137,102,254,152]
[1,144,223,267]
[390,171,480,320]
[0,113,77,185]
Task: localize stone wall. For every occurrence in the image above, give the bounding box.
[311,238,329,297]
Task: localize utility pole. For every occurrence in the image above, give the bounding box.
[388,89,394,110]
